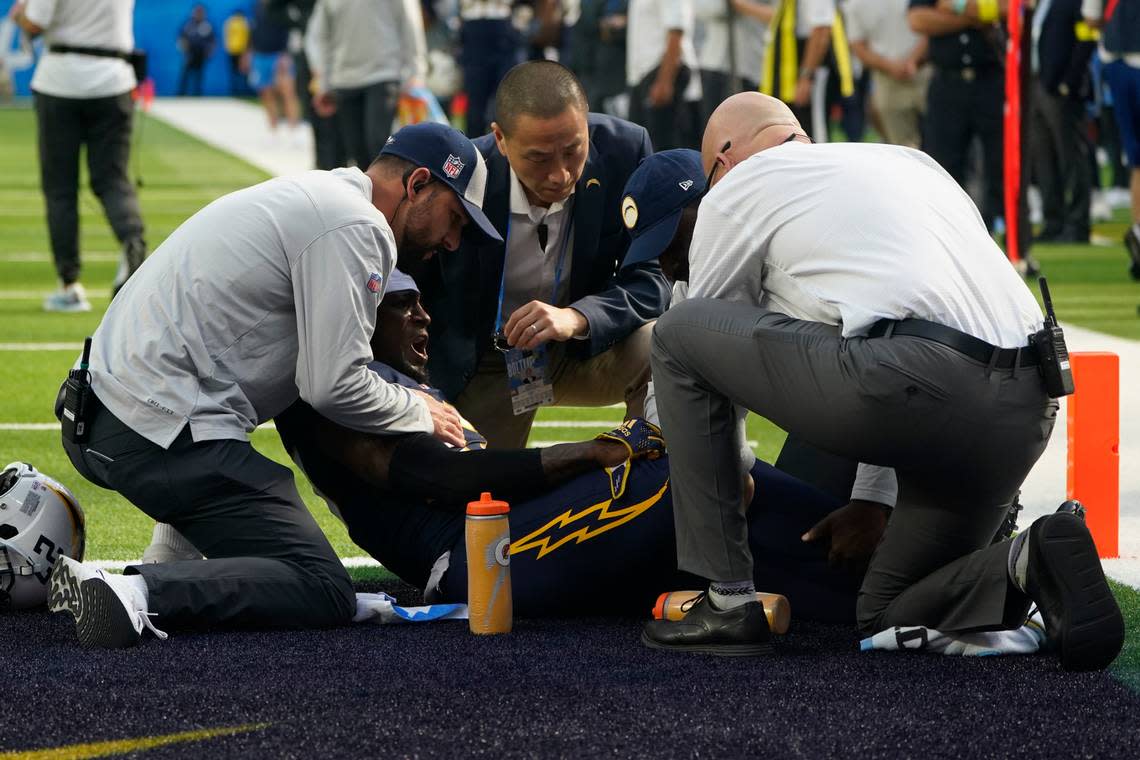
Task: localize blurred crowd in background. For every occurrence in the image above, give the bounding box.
[1,0,1137,254]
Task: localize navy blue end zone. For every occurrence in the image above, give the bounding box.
[4,579,1139,757]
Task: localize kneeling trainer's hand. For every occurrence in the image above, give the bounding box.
[414,390,465,448]
[801,499,890,577]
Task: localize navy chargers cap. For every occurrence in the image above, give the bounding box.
[620,149,705,269]
[380,122,502,243]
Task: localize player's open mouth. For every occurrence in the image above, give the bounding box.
[410,334,429,362]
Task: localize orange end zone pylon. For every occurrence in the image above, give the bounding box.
[1066,352,1120,558]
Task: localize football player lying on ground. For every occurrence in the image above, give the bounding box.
[273,270,863,620]
[258,270,865,618]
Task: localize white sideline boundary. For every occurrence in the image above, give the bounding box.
[90,557,382,572]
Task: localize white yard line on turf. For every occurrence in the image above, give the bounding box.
[0,252,119,263]
[90,557,383,572]
[0,342,84,351]
[0,289,110,299]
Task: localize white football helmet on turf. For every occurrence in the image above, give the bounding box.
[0,462,86,610]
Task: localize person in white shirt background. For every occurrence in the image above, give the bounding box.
[693,0,770,127]
[845,0,929,149]
[46,122,502,649]
[640,92,1124,672]
[305,0,428,170]
[626,0,703,149]
[10,0,147,313]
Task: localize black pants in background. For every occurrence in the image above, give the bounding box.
[1031,80,1092,239]
[59,390,356,631]
[335,80,400,169]
[629,66,700,151]
[178,55,206,96]
[34,91,145,286]
[699,70,759,129]
[294,51,345,170]
[925,67,1005,228]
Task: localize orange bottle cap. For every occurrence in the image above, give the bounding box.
[467,491,510,516]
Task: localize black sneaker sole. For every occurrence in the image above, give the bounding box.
[48,558,140,649]
[640,631,773,657]
[1028,514,1124,671]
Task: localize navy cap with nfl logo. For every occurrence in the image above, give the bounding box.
[379,122,502,243]
[620,149,705,269]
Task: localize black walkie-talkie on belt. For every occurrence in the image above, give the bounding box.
[61,337,94,443]
[1031,277,1075,398]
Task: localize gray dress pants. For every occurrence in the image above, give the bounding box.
[59,390,355,631]
[34,91,145,285]
[651,299,1057,635]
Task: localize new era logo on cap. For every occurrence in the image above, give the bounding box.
[619,149,706,270]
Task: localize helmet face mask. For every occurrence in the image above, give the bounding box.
[0,462,86,610]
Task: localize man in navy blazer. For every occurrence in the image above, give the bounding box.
[418,61,671,448]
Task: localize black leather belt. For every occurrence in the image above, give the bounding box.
[868,319,1038,369]
[49,43,132,61]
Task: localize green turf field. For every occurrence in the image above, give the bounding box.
[0,105,1137,564]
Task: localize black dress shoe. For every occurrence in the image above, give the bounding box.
[1023,513,1125,671]
[641,594,772,656]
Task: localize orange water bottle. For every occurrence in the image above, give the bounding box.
[466,492,512,634]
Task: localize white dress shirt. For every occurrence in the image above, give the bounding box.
[500,169,576,321]
[688,142,1045,347]
[25,0,136,98]
[87,168,433,449]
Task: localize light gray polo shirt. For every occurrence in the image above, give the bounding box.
[87,168,433,449]
[305,0,427,91]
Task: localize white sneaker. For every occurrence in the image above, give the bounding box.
[1090,191,1113,222]
[43,283,91,313]
[1106,187,1132,210]
[48,556,168,647]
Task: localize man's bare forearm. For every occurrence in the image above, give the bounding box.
[800,26,832,75]
[656,30,684,87]
[539,441,625,485]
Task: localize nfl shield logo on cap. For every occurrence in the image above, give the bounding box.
[443,154,465,179]
[366,272,383,294]
[378,122,503,243]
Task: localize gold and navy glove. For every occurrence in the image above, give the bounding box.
[595,418,666,461]
[595,418,666,499]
